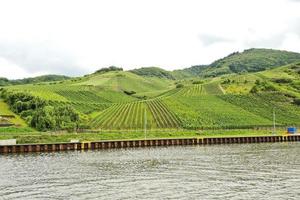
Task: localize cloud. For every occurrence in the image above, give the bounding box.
[198,34,233,46]
[0,40,86,77]
[0,0,300,78]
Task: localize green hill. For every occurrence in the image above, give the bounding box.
[130,67,175,79]
[1,49,300,132]
[0,75,70,86]
[180,48,300,77]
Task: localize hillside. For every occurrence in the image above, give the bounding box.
[0,75,70,86]
[130,67,175,79]
[1,49,300,132]
[180,48,300,77]
[172,65,208,79]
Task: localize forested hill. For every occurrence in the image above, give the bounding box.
[177,48,300,78]
[0,75,70,86]
[130,67,175,79]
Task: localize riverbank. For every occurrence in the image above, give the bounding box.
[1,134,299,154]
[0,128,284,144]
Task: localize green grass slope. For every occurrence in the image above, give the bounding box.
[76,71,174,97]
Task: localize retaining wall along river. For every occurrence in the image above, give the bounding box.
[0,135,300,154]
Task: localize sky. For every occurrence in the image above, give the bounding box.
[0,0,300,79]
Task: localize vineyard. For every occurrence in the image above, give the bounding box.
[90,99,181,130]
[179,84,206,96]
[55,90,111,103]
[164,95,273,129]
[202,83,224,95]
[49,101,110,114]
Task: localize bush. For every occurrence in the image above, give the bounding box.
[1,89,81,131]
[293,98,300,106]
[94,66,123,74]
[271,78,292,84]
[222,79,231,84]
[123,90,136,95]
[176,84,184,88]
[192,80,203,84]
[250,85,258,93]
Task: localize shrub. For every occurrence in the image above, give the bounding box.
[250,85,258,93]
[293,98,300,106]
[123,90,136,95]
[94,66,123,74]
[176,84,184,88]
[192,80,203,84]
[1,89,81,131]
[271,78,292,84]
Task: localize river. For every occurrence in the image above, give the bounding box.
[0,143,299,199]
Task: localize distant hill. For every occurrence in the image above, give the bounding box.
[172,65,208,79]
[93,66,123,74]
[130,67,175,79]
[180,48,300,77]
[0,75,70,86]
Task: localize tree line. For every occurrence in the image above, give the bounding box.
[0,88,87,131]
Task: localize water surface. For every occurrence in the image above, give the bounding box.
[0,143,299,199]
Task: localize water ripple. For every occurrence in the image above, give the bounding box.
[0,143,299,199]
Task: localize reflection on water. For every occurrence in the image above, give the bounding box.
[0,143,299,199]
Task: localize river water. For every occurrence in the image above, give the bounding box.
[0,143,299,200]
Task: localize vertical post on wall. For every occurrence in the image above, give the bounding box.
[144,108,147,140]
[273,107,276,135]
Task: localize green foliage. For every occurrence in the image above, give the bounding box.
[123,90,136,95]
[192,80,203,84]
[0,89,81,131]
[181,48,300,77]
[1,75,70,86]
[94,66,123,74]
[250,85,259,93]
[271,78,293,84]
[172,65,208,78]
[251,80,277,93]
[212,48,300,73]
[176,83,184,88]
[31,105,79,131]
[293,98,300,106]
[130,67,175,79]
[0,77,10,86]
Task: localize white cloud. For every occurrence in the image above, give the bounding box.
[0,0,299,78]
[0,57,38,79]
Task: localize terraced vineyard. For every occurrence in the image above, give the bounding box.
[203,83,224,95]
[181,84,206,96]
[90,99,181,130]
[49,101,110,114]
[55,90,111,103]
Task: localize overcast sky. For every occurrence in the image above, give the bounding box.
[0,0,300,79]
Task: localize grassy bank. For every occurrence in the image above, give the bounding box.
[0,128,284,144]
